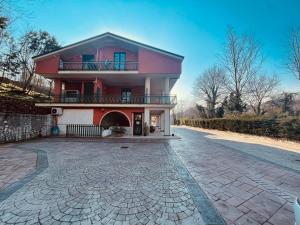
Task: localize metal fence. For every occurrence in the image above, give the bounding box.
[48,94,177,105]
[66,124,102,137]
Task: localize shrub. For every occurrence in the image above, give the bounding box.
[179,117,300,141]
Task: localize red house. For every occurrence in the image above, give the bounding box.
[34,32,183,136]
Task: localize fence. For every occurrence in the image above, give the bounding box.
[0,112,52,143]
[66,124,102,137]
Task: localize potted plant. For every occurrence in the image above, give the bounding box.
[150,125,155,133]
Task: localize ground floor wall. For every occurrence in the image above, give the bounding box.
[93,107,144,126]
[56,107,144,136]
[54,107,171,136]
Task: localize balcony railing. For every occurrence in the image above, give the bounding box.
[46,94,177,105]
[59,61,139,71]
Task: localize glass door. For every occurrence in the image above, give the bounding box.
[121,88,131,103]
[114,52,126,70]
[82,54,95,70]
[133,113,142,135]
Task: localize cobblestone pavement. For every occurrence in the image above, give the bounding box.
[0,140,205,225]
[170,127,300,225]
[0,144,36,190]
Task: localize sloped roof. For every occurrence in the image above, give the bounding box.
[33,32,184,60]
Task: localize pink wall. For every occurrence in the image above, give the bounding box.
[60,47,138,62]
[35,55,59,74]
[105,86,144,96]
[138,47,182,74]
[65,82,82,91]
[53,78,144,96]
[35,45,182,75]
[99,47,138,61]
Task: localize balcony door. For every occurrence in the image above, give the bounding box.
[114,52,126,70]
[82,54,95,70]
[121,88,131,103]
[84,82,94,103]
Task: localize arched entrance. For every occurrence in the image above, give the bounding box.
[100,111,130,129]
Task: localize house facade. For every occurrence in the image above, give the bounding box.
[34,32,183,136]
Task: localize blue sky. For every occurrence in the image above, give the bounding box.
[13,0,300,101]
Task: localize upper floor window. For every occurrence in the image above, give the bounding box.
[82,54,96,70]
[114,52,126,70]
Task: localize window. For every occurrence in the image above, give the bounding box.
[121,88,131,103]
[114,52,126,70]
[82,54,97,70]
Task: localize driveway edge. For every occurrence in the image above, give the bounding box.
[0,148,48,202]
[165,143,227,225]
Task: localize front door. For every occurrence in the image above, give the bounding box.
[84,82,94,103]
[133,113,142,135]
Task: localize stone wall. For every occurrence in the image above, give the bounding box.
[0,96,50,115]
[0,113,52,143]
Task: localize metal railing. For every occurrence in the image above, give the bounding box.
[59,61,139,71]
[48,94,177,105]
[66,124,102,137]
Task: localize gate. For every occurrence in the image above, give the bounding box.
[66,124,102,137]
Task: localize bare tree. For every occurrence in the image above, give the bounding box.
[247,73,279,115]
[222,27,263,112]
[193,65,226,118]
[18,30,60,92]
[287,28,300,80]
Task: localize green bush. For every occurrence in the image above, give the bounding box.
[179,117,300,141]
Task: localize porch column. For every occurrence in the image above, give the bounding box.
[164,108,170,136]
[160,112,165,131]
[145,77,151,103]
[163,78,170,104]
[144,108,150,127]
[164,78,170,94]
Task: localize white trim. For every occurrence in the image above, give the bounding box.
[99,110,132,127]
[35,103,176,108]
[33,33,184,61]
[58,70,139,75]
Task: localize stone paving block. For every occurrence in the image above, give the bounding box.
[0,140,206,225]
[214,200,244,222]
[268,206,295,225]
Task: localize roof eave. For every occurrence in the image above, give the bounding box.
[32,32,184,61]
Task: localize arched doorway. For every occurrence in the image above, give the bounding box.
[100,111,130,129]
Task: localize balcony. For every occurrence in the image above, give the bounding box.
[59,61,139,71]
[46,94,177,105]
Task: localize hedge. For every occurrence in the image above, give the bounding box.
[179,117,300,141]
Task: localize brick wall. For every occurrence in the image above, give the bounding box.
[0,113,52,143]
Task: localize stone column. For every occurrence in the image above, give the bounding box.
[164,108,170,136]
[163,78,170,104]
[144,108,150,127]
[160,112,165,131]
[145,77,151,103]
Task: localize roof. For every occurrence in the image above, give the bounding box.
[33,32,184,60]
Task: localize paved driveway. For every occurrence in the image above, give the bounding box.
[0,139,205,225]
[170,127,300,225]
[0,128,299,225]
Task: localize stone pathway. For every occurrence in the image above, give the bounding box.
[0,145,36,190]
[0,140,205,225]
[171,127,300,225]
